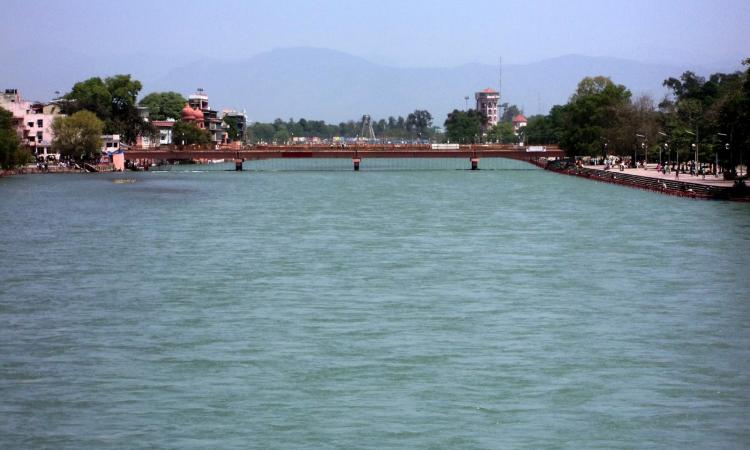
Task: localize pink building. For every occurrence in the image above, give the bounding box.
[0,89,65,160]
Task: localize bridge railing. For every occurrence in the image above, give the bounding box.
[126,143,547,152]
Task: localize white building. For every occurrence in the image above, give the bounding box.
[512,114,527,132]
[475,88,500,129]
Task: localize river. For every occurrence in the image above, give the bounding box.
[1,161,749,448]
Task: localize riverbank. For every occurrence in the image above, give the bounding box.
[1,163,115,177]
[546,160,750,201]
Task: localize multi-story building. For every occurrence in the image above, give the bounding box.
[475,88,500,129]
[0,89,65,160]
[220,109,247,144]
[187,89,227,145]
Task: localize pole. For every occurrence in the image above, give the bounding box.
[695,127,699,175]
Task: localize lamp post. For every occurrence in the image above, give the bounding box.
[603,140,608,166]
[691,143,697,175]
[635,133,646,168]
[657,131,669,166]
[684,130,696,174]
[717,133,728,176]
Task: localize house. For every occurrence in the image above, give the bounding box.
[152,119,175,145]
[0,89,65,160]
[512,114,527,132]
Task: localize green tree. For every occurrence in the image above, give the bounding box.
[273,127,290,144]
[660,65,750,172]
[444,109,485,143]
[62,74,151,144]
[138,91,187,121]
[52,110,104,162]
[172,121,210,146]
[558,76,632,157]
[524,109,565,145]
[406,110,433,138]
[0,107,31,170]
[249,123,275,143]
[486,122,516,143]
[61,77,112,120]
[500,104,521,123]
[223,116,241,141]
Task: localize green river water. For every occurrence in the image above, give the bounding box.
[1,160,749,449]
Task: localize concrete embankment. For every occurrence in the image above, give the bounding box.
[544,161,750,201]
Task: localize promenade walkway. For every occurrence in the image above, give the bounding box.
[585,164,740,188]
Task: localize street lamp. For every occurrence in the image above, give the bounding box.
[603,139,608,166]
[657,131,669,166]
[717,132,728,177]
[635,133,646,168]
[684,130,696,174]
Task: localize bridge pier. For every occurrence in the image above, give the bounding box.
[471,157,479,170]
[235,158,244,171]
[353,157,361,171]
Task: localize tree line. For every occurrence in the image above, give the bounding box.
[523,59,750,174]
[443,104,523,144]
[4,63,747,169]
[246,110,438,144]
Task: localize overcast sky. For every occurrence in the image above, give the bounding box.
[2,0,748,67]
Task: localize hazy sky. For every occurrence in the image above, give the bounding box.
[3,0,749,67]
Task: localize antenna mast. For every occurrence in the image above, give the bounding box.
[498,57,502,101]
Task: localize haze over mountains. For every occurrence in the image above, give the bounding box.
[2,46,743,123]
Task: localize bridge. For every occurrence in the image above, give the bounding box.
[123,144,565,171]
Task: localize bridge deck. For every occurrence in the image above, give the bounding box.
[123,144,564,161]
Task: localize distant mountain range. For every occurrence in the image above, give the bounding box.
[1,46,743,123]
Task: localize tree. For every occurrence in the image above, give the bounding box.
[223,116,241,141]
[444,109,485,143]
[172,121,210,146]
[138,91,187,121]
[273,127,290,144]
[486,122,516,143]
[660,65,750,172]
[406,110,433,137]
[249,123,275,143]
[52,110,104,162]
[62,74,151,144]
[524,110,564,145]
[558,76,632,157]
[61,77,112,120]
[0,107,30,170]
[500,104,521,123]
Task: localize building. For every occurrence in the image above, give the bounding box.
[152,120,175,145]
[220,109,247,144]
[187,89,227,145]
[0,89,65,160]
[181,102,205,128]
[101,134,121,153]
[475,88,500,129]
[512,114,527,132]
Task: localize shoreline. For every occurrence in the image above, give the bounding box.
[545,161,750,201]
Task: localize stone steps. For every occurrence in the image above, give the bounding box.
[545,160,750,201]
